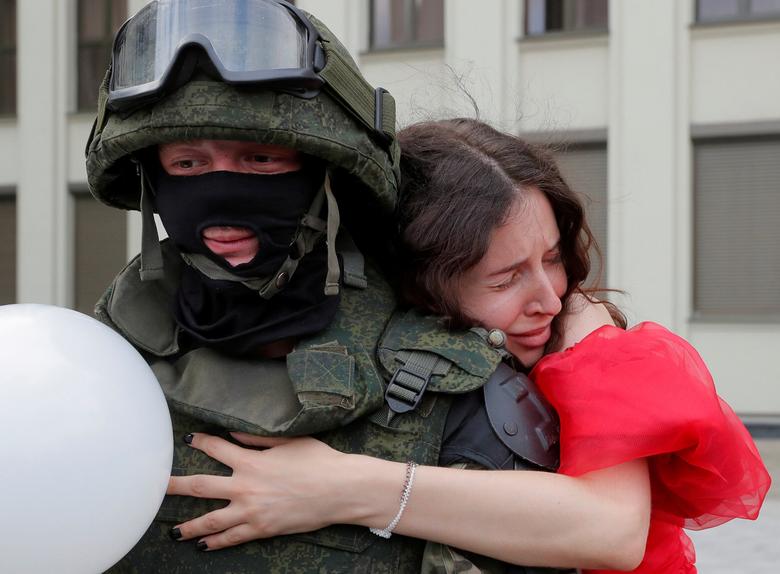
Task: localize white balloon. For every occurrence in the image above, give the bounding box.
[0,304,173,574]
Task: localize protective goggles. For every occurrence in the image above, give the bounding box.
[108,0,325,110]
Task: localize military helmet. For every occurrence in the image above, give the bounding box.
[85,0,400,220]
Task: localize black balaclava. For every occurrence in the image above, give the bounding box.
[153,162,341,355]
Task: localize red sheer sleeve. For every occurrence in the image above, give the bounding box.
[530,322,771,573]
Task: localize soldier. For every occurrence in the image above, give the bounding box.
[87,1,646,572]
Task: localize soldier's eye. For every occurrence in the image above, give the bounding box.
[251,155,273,163]
[175,159,195,169]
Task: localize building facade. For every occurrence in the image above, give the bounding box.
[1,0,779,416]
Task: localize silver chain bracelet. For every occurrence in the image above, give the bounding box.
[370,461,418,539]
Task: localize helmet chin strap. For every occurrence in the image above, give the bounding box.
[138,167,342,299]
[138,163,165,281]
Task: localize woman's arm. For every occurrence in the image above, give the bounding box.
[168,433,650,571]
[346,451,650,570]
[166,296,647,569]
[556,292,616,351]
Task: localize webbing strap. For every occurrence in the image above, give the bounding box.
[138,164,165,281]
[323,175,341,295]
[336,230,367,289]
[370,350,451,427]
[319,42,395,143]
[386,350,451,414]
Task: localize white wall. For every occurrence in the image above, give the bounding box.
[691,20,780,125]
[690,324,780,414]
[67,118,92,185]
[361,50,448,126]
[16,0,70,305]
[607,0,688,329]
[3,0,779,415]
[517,36,609,132]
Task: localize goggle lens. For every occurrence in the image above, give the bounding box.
[109,0,319,107]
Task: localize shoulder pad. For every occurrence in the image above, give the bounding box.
[97,240,183,356]
[483,363,560,470]
[377,309,504,394]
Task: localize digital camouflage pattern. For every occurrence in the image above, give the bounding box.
[95,245,513,573]
[377,310,505,386]
[85,13,400,220]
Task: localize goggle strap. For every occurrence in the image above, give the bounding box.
[139,165,165,281]
[319,45,396,143]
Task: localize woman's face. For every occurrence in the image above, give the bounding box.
[457,187,567,368]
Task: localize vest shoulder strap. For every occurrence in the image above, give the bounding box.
[336,228,367,289]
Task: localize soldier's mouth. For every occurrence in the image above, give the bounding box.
[202,226,259,266]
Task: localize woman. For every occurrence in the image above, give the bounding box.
[168,119,768,573]
[396,118,771,572]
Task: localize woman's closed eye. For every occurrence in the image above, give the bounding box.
[493,272,521,290]
[544,250,563,266]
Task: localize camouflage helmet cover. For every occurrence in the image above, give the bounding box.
[85,9,400,219]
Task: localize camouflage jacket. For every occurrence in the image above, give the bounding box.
[95,241,522,574]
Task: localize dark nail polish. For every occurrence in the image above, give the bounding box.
[169,527,182,540]
[197,540,208,551]
[183,433,194,444]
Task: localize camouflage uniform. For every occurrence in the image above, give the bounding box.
[94,240,513,573]
[87,5,570,573]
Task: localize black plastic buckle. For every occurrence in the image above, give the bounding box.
[385,364,431,414]
[374,87,393,146]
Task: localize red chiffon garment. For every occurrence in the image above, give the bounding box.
[531,322,771,574]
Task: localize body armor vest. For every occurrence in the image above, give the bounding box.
[96,241,569,574]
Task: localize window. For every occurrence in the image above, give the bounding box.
[370,0,444,50]
[525,0,608,36]
[0,193,15,304]
[73,192,127,315]
[694,137,780,318]
[0,0,16,115]
[77,0,127,111]
[697,0,780,23]
[554,144,608,288]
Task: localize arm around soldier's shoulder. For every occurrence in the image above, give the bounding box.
[556,292,616,352]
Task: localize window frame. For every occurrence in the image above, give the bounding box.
[76,0,127,112]
[552,140,610,290]
[70,187,128,315]
[524,0,609,39]
[691,133,780,323]
[0,0,17,116]
[369,0,445,52]
[523,130,609,289]
[695,0,780,25]
[0,189,17,304]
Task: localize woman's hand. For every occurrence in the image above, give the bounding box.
[167,432,351,551]
[166,431,649,568]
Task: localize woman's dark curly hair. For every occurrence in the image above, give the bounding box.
[397,118,623,350]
